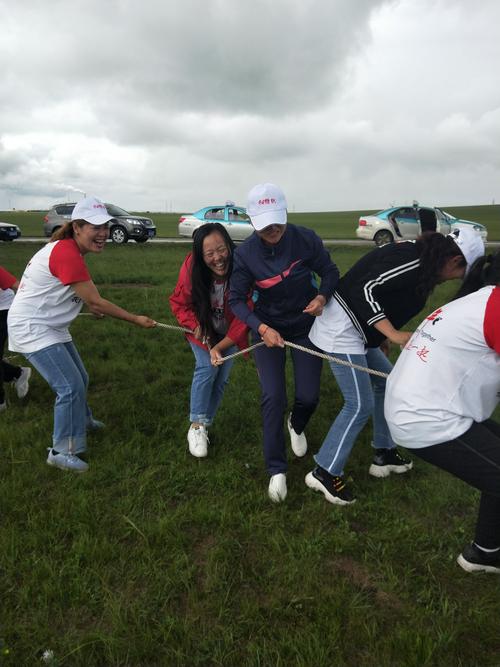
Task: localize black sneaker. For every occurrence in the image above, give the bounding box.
[457,543,500,574]
[305,467,356,505]
[368,447,413,478]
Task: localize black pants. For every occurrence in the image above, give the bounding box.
[252,331,322,475]
[0,309,21,403]
[413,419,500,548]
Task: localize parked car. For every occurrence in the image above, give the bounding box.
[356,204,488,246]
[0,221,21,242]
[178,203,253,241]
[43,203,156,244]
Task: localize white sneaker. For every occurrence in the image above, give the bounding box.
[268,473,287,503]
[187,425,208,457]
[14,367,31,398]
[46,448,89,473]
[0,401,6,413]
[287,414,307,457]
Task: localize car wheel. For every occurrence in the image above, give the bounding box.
[111,226,128,244]
[374,230,394,247]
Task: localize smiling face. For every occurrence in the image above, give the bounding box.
[72,221,109,254]
[202,231,230,278]
[256,223,287,245]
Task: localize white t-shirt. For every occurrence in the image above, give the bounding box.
[385,286,500,448]
[8,239,91,353]
[309,295,365,354]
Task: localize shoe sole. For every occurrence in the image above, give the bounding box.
[457,554,500,574]
[368,462,413,478]
[46,459,88,473]
[305,472,355,506]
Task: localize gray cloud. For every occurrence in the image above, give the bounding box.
[0,0,499,211]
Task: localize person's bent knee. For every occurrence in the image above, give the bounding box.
[56,377,87,402]
[341,396,373,422]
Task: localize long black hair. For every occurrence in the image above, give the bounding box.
[415,232,467,298]
[454,250,500,300]
[190,223,235,345]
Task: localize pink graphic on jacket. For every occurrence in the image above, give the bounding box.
[255,260,302,289]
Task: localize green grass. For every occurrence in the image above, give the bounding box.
[1,204,499,240]
[1,243,500,666]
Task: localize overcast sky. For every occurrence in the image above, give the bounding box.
[1,0,499,213]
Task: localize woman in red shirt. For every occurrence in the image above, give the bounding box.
[170,223,248,458]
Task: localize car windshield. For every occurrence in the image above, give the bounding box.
[105,204,130,217]
[437,210,454,221]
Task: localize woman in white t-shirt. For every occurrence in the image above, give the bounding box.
[169,223,248,458]
[385,251,500,574]
[8,196,156,473]
[305,229,484,506]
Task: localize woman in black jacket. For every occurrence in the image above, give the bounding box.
[305,229,484,505]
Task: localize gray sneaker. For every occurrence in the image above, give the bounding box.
[14,367,31,398]
[46,448,89,473]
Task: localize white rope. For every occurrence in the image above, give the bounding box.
[79,315,388,378]
[154,321,193,335]
[154,320,389,378]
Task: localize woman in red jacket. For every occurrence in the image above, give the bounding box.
[170,223,248,458]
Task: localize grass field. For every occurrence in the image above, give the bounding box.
[1,204,499,240]
[1,242,500,666]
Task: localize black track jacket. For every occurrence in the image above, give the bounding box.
[335,240,427,348]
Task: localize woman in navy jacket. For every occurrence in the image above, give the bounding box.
[229,183,339,502]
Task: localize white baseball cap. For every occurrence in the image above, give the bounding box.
[448,227,485,274]
[246,183,287,231]
[71,196,114,226]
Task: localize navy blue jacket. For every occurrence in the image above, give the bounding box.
[229,224,339,337]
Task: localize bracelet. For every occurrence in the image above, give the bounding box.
[260,325,269,336]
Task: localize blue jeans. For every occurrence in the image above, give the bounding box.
[314,347,394,476]
[25,341,96,455]
[189,342,235,425]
